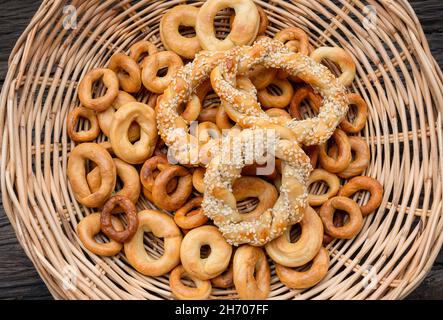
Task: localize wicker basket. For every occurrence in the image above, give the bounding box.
[1,0,443,300]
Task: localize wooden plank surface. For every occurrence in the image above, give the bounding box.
[0,0,442,300]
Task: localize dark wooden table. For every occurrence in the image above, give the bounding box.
[1,0,443,300]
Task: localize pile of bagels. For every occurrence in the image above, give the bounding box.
[67,0,383,300]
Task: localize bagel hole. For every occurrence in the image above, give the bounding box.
[200,244,211,259]
[156,67,168,78]
[345,103,358,124]
[266,84,283,96]
[320,58,342,80]
[289,224,302,243]
[308,179,330,196]
[178,25,197,38]
[213,8,234,40]
[77,115,92,132]
[181,274,198,288]
[333,210,349,227]
[203,92,220,108]
[91,76,105,99]
[237,197,260,213]
[143,233,165,259]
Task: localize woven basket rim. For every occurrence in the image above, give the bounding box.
[1,0,443,300]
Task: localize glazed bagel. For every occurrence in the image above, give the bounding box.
[141,51,183,93]
[97,91,139,142]
[310,47,356,87]
[66,106,100,142]
[152,165,193,211]
[275,247,329,289]
[338,176,383,216]
[124,210,182,276]
[196,0,259,51]
[265,206,323,267]
[129,40,158,65]
[232,177,278,221]
[319,196,363,239]
[108,53,141,93]
[319,129,352,173]
[307,169,340,206]
[257,78,294,109]
[329,136,370,178]
[100,195,139,243]
[180,226,232,280]
[67,143,116,208]
[160,5,202,59]
[169,265,212,300]
[78,68,119,111]
[202,129,312,246]
[77,213,123,256]
[233,245,270,300]
[174,196,208,230]
[109,102,158,164]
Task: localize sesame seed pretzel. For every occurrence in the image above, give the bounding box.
[210,36,351,146]
[202,129,312,246]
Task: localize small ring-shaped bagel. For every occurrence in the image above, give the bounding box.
[211,262,234,289]
[310,47,356,87]
[152,165,193,211]
[139,154,171,191]
[108,53,141,93]
[124,210,182,276]
[160,5,202,59]
[307,169,340,206]
[319,129,352,173]
[338,176,383,216]
[97,91,139,141]
[248,64,277,90]
[141,51,183,93]
[275,247,329,289]
[67,106,100,142]
[319,196,363,239]
[340,93,368,133]
[129,40,158,65]
[77,213,123,256]
[100,195,139,243]
[233,245,270,300]
[86,158,140,208]
[110,102,158,164]
[169,265,212,300]
[265,206,323,267]
[67,143,116,208]
[174,196,208,230]
[289,86,322,120]
[257,78,294,109]
[265,108,292,121]
[78,68,119,111]
[329,136,370,178]
[192,167,206,193]
[180,225,232,280]
[196,0,260,51]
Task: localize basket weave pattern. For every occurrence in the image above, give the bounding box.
[1,0,443,299]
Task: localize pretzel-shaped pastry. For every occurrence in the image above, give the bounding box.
[141,51,183,93]
[77,213,123,256]
[174,196,208,230]
[160,5,202,59]
[210,37,349,146]
[169,265,212,300]
[180,226,232,280]
[67,106,100,142]
[202,129,311,246]
[108,53,141,93]
[97,91,139,141]
[110,102,158,164]
[233,245,270,300]
[124,210,182,276]
[67,143,116,208]
[265,206,323,267]
[78,68,119,111]
[275,247,329,289]
[196,0,259,51]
